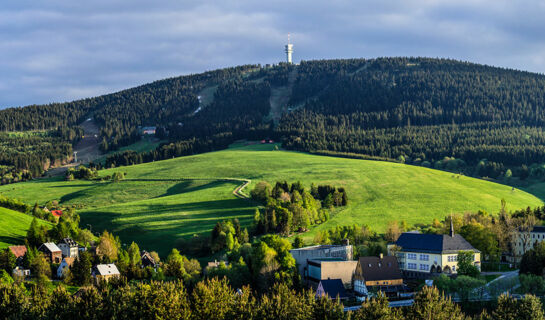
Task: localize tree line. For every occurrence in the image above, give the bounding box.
[251,181,347,235]
[0,279,544,319]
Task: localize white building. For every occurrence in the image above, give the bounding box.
[57,238,79,258]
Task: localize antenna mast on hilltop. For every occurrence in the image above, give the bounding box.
[285,33,293,64]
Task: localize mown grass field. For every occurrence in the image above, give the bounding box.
[0,207,52,249]
[0,143,542,256]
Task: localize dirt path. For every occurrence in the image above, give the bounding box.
[268,67,298,125]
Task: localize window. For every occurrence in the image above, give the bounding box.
[448,255,458,262]
[399,262,405,269]
[397,252,405,258]
[452,266,456,272]
[408,253,417,260]
[419,254,429,261]
[419,264,428,271]
[408,263,417,270]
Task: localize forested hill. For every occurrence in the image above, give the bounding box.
[278,58,545,180]
[3,57,545,182]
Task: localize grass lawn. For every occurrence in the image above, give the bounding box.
[0,207,52,249]
[0,143,542,256]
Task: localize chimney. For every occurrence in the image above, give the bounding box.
[450,215,455,237]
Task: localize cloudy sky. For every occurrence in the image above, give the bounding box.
[1,0,545,108]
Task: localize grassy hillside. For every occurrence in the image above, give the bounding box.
[0,207,52,249]
[0,143,541,256]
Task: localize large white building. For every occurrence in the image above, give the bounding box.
[388,227,481,278]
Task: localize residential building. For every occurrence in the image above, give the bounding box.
[316,279,349,300]
[12,267,30,278]
[388,224,480,278]
[57,238,79,258]
[511,226,545,262]
[57,257,75,278]
[38,243,62,264]
[141,251,157,268]
[8,245,27,265]
[92,264,120,282]
[290,243,353,281]
[353,255,404,300]
[306,259,358,288]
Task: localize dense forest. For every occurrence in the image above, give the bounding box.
[0,128,82,184]
[278,58,545,179]
[5,57,545,181]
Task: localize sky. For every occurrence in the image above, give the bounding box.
[1,0,545,108]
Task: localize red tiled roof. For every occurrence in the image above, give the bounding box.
[51,210,63,217]
[8,245,27,258]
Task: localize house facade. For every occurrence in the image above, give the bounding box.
[57,238,79,258]
[38,243,62,264]
[388,229,481,278]
[92,264,120,282]
[353,255,404,300]
[511,226,545,262]
[307,259,358,288]
[57,257,75,278]
[290,244,353,282]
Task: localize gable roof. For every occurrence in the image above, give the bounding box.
[356,256,403,282]
[59,238,78,247]
[141,251,157,267]
[39,242,61,253]
[51,210,63,217]
[93,264,120,276]
[395,232,479,254]
[8,245,27,258]
[318,279,348,299]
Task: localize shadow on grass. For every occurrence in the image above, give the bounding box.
[0,235,24,246]
[162,180,225,197]
[79,199,255,256]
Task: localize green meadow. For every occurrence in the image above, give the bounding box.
[0,143,541,256]
[0,207,52,249]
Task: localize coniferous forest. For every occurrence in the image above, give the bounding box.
[4,57,545,181]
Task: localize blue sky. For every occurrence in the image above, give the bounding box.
[1,0,545,108]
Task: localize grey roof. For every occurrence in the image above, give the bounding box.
[532,226,545,233]
[93,264,120,276]
[39,242,61,253]
[319,279,348,299]
[395,232,480,254]
[59,238,78,247]
[356,256,403,282]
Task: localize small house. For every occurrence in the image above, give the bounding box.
[38,243,62,264]
[12,267,31,278]
[57,238,79,258]
[353,255,404,300]
[316,279,349,300]
[141,251,157,268]
[92,264,120,282]
[51,210,63,218]
[57,257,75,278]
[8,245,27,265]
